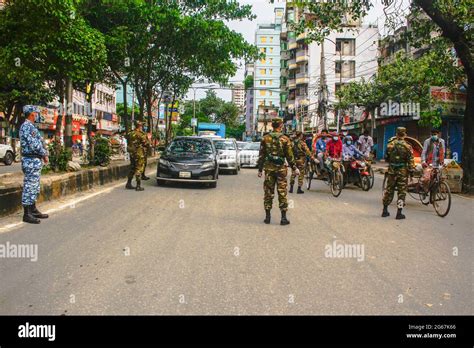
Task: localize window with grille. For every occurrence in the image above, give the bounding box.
[336,38,355,56]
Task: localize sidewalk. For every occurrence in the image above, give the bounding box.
[0,155,159,217]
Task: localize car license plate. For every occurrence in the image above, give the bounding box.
[179,171,191,178]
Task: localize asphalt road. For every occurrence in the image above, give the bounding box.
[0,162,21,175]
[0,168,472,315]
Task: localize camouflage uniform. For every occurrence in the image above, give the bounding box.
[257,131,296,212]
[127,128,148,182]
[382,130,415,208]
[290,138,312,187]
[20,118,46,206]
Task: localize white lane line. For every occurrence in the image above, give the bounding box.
[0,169,155,233]
[0,182,122,233]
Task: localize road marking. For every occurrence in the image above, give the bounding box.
[0,182,122,233]
[0,169,155,233]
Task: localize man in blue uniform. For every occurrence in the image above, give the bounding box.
[20,105,49,224]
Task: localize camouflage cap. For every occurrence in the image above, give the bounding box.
[396,127,407,136]
[23,105,40,116]
[134,120,143,128]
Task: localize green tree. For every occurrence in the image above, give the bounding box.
[0,0,107,148]
[289,0,473,192]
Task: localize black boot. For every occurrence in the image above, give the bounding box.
[381,205,390,217]
[280,210,290,225]
[396,208,405,220]
[289,184,294,193]
[31,203,48,219]
[141,173,150,180]
[125,177,135,189]
[297,186,304,194]
[264,209,271,224]
[135,177,144,191]
[23,205,40,224]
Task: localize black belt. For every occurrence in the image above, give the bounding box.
[22,154,43,159]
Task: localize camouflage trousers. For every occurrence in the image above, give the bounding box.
[290,158,306,187]
[382,167,409,207]
[263,167,288,211]
[128,153,145,179]
[21,157,42,206]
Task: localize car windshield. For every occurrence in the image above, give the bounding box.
[243,142,260,151]
[214,140,236,150]
[168,139,213,155]
[236,142,246,150]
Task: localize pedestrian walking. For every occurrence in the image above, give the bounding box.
[289,131,314,194]
[382,127,415,219]
[125,121,148,191]
[257,117,299,225]
[20,105,49,224]
[358,129,374,158]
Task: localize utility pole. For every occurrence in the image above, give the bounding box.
[336,47,343,133]
[192,87,196,135]
[319,40,328,130]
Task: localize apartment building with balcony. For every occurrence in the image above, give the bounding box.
[280,4,379,131]
[306,26,379,130]
[253,7,284,134]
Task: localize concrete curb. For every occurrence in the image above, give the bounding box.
[0,157,158,217]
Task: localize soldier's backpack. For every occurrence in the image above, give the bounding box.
[266,132,285,165]
[388,139,408,165]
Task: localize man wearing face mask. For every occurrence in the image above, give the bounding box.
[314,129,329,174]
[325,133,343,160]
[421,129,445,192]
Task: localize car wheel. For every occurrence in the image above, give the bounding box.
[3,151,13,166]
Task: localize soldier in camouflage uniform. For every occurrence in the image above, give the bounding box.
[20,105,49,224]
[257,117,299,225]
[382,127,415,219]
[289,131,314,194]
[126,121,149,191]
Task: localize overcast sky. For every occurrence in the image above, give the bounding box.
[186,0,411,102]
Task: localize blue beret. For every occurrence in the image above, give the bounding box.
[23,105,40,115]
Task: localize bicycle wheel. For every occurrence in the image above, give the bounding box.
[304,162,311,180]
[432,181,451,217]
[330,170,343,197]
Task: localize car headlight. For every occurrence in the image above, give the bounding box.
[201,161,215,169]
[159,158,170,166]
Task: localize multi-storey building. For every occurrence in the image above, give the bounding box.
[280,4,379,132]
[231,82,245,113]
[244,63,255,136]
[253,7,284,134]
